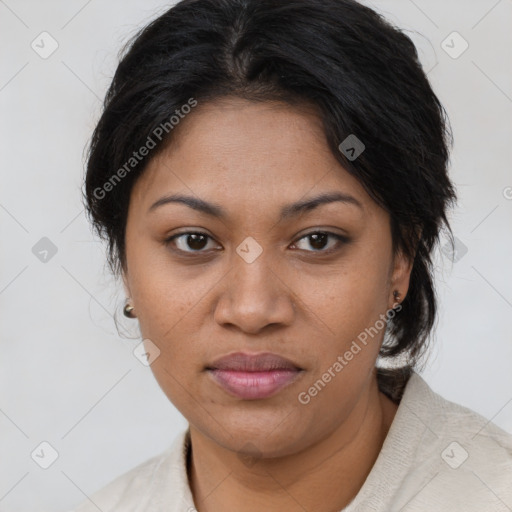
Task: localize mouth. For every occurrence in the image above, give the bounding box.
[205,352,304,400]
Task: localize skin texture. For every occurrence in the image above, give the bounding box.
[122,97,413,512]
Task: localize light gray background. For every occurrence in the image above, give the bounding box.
[1,1,511,510]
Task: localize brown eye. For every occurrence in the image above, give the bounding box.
[165,232,220,253]
[292,232,349,253]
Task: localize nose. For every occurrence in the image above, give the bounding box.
[213,250,295,335]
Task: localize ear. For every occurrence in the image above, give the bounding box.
[388,246,414,308]
[388,226,421,307]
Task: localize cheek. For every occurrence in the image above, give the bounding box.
[303,258,389,341]
[293,245,392,388]
[291,265,390,435]
[127,265,216,395]
[127,237,215,338]
[134,279,208,362]
[133,284,210,416]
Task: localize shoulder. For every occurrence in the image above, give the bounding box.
[395,372,512,510]
[404,372,512,457]
[70,428,192,512]
[70,449,172,512]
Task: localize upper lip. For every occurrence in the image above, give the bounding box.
[206,352,302,372]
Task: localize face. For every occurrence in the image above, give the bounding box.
[122,97,412,457]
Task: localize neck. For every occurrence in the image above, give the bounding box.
[188,376,398,512]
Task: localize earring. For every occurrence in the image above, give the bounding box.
[393,290,401,303]
[123,299,135,318]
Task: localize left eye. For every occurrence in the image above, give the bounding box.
[292,232,347,252]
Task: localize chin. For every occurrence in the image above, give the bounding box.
[197,408,311,457]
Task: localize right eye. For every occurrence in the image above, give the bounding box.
[164,231,222,254]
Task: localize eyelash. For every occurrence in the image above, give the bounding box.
[163,230,350,256]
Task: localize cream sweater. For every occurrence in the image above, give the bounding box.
[71,372,512,511]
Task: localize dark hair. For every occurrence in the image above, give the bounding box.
[83,0,457,398]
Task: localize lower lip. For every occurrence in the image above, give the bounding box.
[207,369,302,400]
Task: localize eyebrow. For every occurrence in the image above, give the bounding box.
[148,191,363,220]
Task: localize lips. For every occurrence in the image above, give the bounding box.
[207,352,302,372]
[206,352,304,400]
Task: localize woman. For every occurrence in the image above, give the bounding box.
[74,0,512,510]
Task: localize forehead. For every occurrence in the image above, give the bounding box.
[129,98,374,217]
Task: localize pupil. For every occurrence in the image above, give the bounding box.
[188,234,207,250]
[310,233,327,250]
